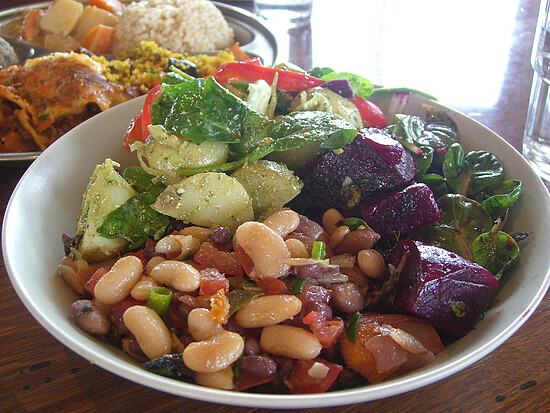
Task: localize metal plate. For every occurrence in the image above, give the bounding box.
[0,1,278,163]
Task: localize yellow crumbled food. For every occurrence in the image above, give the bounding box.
[91,40,236,93]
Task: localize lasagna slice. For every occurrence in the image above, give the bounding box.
[0,52,139,152]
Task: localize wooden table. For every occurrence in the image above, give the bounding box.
[1,1,549,412]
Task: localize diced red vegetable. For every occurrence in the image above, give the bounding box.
[199,268,230,296]
[108,297,145,334]
[213,60,325,92]
[258,277,289,295]
[141,84,162,139]
[303,310,344,348]
[349,94,387,128]
[123,112,144,151]
[193,242,244,277]
[289,358,343,394]
[390,239,499,338]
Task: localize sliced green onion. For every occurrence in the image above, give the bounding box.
[345,312,361,343]
[233,343,245,378]
[146,286,173,315]
[290,278,308,295]
[337,217,373,231]
[311,240,326,260]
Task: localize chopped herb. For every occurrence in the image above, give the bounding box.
[345,312,361,342]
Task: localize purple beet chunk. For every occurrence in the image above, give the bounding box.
[359,182,440,240]
[321,78,354,99]
[298,128,418,211]
[390,239,498,338]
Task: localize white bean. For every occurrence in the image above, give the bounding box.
[178,226,212,243]
[130,275,158,301]
[234,221,290,279]
[94,256,143,304]
[187,308,225,341]
[183,331,244,373]
[235,295,302,328]
[260,325,321,360]
[262,209,300,238]
[195,366,234,390]
[149,260,201,292]
[285,238,309,258]
[146,256,165,275]
[155,234,200,260]
[123,305,171,360]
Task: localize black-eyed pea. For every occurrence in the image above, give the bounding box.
[195,366,234,390]
[149,260,201,292]
[329,225,350,249]
[322,208,344,235]
[146,256,165,274]
[94,255,143,305]
[130,275,159,301]
[357,249,386,279]
[233,221,290,279]
[260,325,322,359]
[188,308,225,341]
[235,295,302,328]
[263,209,300,238]
[178,226,213,243]
[183,331,244,373]
[285,238,309,258]
[71,300,110,335]
[155,234,201,260]
[123,305,171,360]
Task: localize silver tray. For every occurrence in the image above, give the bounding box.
[0,1,278,163]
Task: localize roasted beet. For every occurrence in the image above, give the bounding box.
[359,182,440,241]
[389,239,498,338]
[296,128,418,213]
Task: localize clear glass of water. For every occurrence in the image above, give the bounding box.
[523,0,550,182]
[253,0,313,27]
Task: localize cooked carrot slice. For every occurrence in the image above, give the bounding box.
[228,42,250,61]
[82,24,116,55]
[89,0,123,15]
[20,9,44,41]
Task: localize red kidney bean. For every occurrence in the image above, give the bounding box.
[330,282,364,313]
[240,355,277,378]
[209,226,232,247]
[334,228,381,255]
[243,337,262,356]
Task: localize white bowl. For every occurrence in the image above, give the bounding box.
[3,94,550,408]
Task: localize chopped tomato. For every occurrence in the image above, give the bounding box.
[89,0,123,14]
[233,371,276,392]
[123,112,144,151]
[84,267,108,297]
[199,268,230,296]
[20,9,44,41]
[82,24,116,55]
[234,243,254,277]
[349,94,387,128]
[303,310,344,348]
[108,297,145,334]
[257,277,288,295]
[194,242,244,277]
[141,84,162,140]
[289,359,343,394]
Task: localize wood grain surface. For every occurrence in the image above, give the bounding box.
[1,1,549,412]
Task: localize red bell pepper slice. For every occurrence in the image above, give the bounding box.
[213,60,325,93]
[141,84,162,139]
[349,94,387,128]
[303,310,344,348]
[122,112,144,152]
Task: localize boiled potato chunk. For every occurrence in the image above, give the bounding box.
[40,0,84,37]
[72,6,118,42]
[76,158,137,262]
[134,125,229,185]
[152,172,254,231]
[44,34,80,51]
[231,160,303,219]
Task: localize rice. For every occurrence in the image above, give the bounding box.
[93,41,236,93]
[112,0,235,55]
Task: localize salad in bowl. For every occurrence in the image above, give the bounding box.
[57,59,526,395]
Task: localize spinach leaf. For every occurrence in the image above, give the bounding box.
[426,194,492,260]
[308,66,334,78]
[443,143,505,196]
[481,179,523,218]
[321,71,374,98]
[152,77,249,144]
[123,166,166,197]
[98,193,170,249]
[471,229,520,279]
